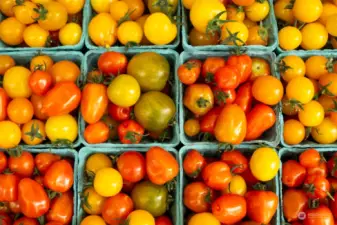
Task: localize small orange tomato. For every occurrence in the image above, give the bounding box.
[252,76,284,105]
[84,121,110,144]
[250,57,270,80]
[178,61,201,85]
[319,73,337,96]
[30,55,54,72]
[183,84,214,116]
[246,25,268,46]
[184,119,200,137]
[7,98,34,124]
[21,119,46,145]
[50,60,81,84]
[0,55,15,75]
[29,70,53,96]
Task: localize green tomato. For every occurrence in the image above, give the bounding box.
[131,181,168,217]
[147,0,178,15]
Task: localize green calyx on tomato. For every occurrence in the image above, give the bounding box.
[206,11,227,36]
[197,98,210,108]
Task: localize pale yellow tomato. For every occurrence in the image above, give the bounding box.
[88,13,117,47]
[59,23,82,46]
[117,21,143,45]
[0,17,26,46]
[278,26,302,50]
[293,0,323,23]
[301,22,328,50]
[3,66,32,98]
[311,117,337,144]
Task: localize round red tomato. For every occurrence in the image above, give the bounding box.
[201,57,226,83]
[118,120,144,144]
[202,161,232,190]
[8,151,34,177]
[183,149,206,178]
[212,194,246,224]
[214,65,240,89]
[184,181,215,213]
[226,54,252,84]
[102,193,134,225]
[98,51,128,76]
[44,160,74,193]
[35,153,61,175]
[299,148,321,168]
[108,103,131,122]
[117,151,146,183]
[304,205,334,225]
[29,70,53,96]
[0,174,19,202]
[84,121,110,144]
[282,160,307,188]
[46,191,73,224]
[220,150,248,174]
[155,216,173,225]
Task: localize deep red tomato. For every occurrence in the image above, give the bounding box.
[29,70,53,96]
[214,65,240,89]
[304,205,334,225]
[8,151,35,177]
[282,160,307,188]
[9,201,21,214]
[0,213,11,225]
[146,146,179,185]
[212,194,246,224]
[118,120,144,144]
[212,87,236,106]
[0,152,7,173]
[304,175,331,199]
[199,107,222,135]
[201,57,226,83]
[122,179,136,193]
[308,162,328,178]
[155,216,173,225]
[31,94,48,120]
[183,182,215,213]
[102,193,134,225]
[220,150,248,174]
[98,51,128,76]
[178,61,201,85]
[283,189,308,222]
[18,178,50,218]
[328,177,337,192]
[81,83,108,124]
[42,81,81,117]
[241,160,259,186]
[13,217,39,225]
[35,153,61,175]
[84,121,110,144]
[183,149,206,178]
[108,103,131,122]
[44,160,74,193]
[202,161,232,190]
[234,82,253,113]
[117,151,146,183]
[331,192,337,220]
[0,174,19,202]
[299,148,321,168]
[46,191,73,225]
[327,154,337,178]
[227,54,252,84]
[245,190,278,224]
[245,103,276,141]
[0,88,8,122]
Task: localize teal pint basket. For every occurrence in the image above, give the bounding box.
[181,0,278,52]
[77,146,180,225]
[179,145,281,225]
[0,51,84,149]
[80,49,180,148]
[179,51,282,147]
[0,148,79,225]
[276,51,337,148]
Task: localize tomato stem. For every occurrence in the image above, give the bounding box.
[206,11,232,37]
[152,0,174,17]
[252,183,267,191]
[24,121,45,141]
[196,97,210,108]
[277,59,293,73]
[80,191,92,210]
[117,9,136,26]
[221,27,246,46]
[33,4,48,21]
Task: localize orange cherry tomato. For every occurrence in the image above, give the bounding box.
[0,88,8,122]
[84,121,110,144]
[28,70,52,96]
[202,161,232,190]
[299,148,321,168]
[50,60,80,84]
[178,60,201,85]
[183,149,206,178]
[35,153,61,174]
[183,84,214,116]
[184,182,215,213]
[8,151,35,177]
[252,76,284,105]
[7,98,34,124]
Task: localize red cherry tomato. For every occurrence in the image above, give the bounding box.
[0,213,12,225]
[29,70,53,96]
[282,160,307,188]
[117,151,146,183]
[212,87,236,106]
[108,103,131,122]
[102,193,134,225]
[13,217,39,225]
[0,174,19,202]
[304,175,332,199]
[46,191,73,225]
[234,82,253,113]
[214,65,240,89]
[0,88,8,122]
[98,51,128,76]
[199,107,222,135]
[0,152,7,173]
[8,151,35,177]
[201,57,226,83]
[155,216,173,225]
[299,148,321,168]
[227,54,252,84]
[118,120,144,144]
[183,149,206,179]
[44,160,74,193]
[220,150,248,174]
[202,161,232,190]
[328,154,337,178]
[35,153,61,175]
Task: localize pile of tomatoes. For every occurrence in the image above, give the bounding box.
[82,51,176,145]
[0,150,74,225]
[88,0,178,47]
[80,147,178,225]
[281,54,337,145]
[183,0,272,47]
[182,147,280,225]
[275,0,337,50]
[281,148,337,225]
[0,0,84,48]
[180,54,283,144]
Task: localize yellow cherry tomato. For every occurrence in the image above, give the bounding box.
[188,213,220,225]
[286,76,315,104]
[301,22,328,50]
[80,215,106,225]
[36,1,68,31]
[318,95,336,115]
[326,14,337,36]
[0,120,21,149]
[223,175,247,196]
[91,0,116,13]
[0,0,16,17]
[319,73,337,96]
[59,22,82,46]
[305,56,330,80]
[94,168,123,197]
[227,4,245,22]
[311,117,337,144]
[274,0,295,23]
[21,119,46,145]
[3,66,32,98]
[23,24,50,48]
[83,187,106,215]
[13,1,38,25]
[190,0,226,34]
[278,26,302,50]
[242,18,257,28]
[298,100,325,127]
[0,55,15,75]
[122,0,145,20]
[144,12,177,45]
[45,114,78,143]
[283,119,305,145]
[250,147,280,182]
[245,0,270,22]
[279,55,306,82]
[126,210,155,225]
[136,14,152,45]
[85,153,113,174]
[246,25,268,46]
[109,1,129,21]
[30,55,54,72]
[57,0,85,14]
[319,3,337,25]
[220,21,248,46]
[292,0,323,23]
[282,96,299,116]
[117,21,143,45]
[0,17,26,46]
[184,119,200,137]
[88,13,117,47]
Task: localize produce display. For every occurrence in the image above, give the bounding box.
[180,52,282,145]
[279,53,337,146]
[275,0,337,50]
[0,149,75,225]
[182,146,280,225]
[79,147,178,225]
[88,0,178,47]
[81,50,178,145]
[0,0,85,48]
[280,148,337,224]
[0,53,82,149]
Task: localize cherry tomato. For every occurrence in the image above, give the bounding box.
[184,182,215,213]
[102,193,134,225]
[227,54,252,84]
[319,73,337,97]
[183,84,214,116]
[29,70,52,96]
[7,98,34,124]
[299,148,321,168]
[46,191,73,224]
[199,107,222,135]
[13,217,38,225]
[184,119,200,137]
[84,121,110,144]
[44,160,74,193]
[283,189,308,222]
[0,88,8,122]
[201,57,226,83]
[118,120,144,144]
[0,174,19,202]
[214,65,240,89]
[304,175,331,199]
[183,150,206,179]
[232,0,254,6]
[250,57,270,81]
[108,103,131,122]
[8,151,34,177]
[252,75,284,105]
[178,61,201,85]
[282,160,307,188]
[155,216,173,225]
[202,161,232,190]
[304,205,334,225]
[98,52,128,76]
[308,162,328,177]
[327,155,337,178]
[331,192,337,219]
[117,151,146,183]
[234,82,253,113]
[35,153,61,175]
[50,60,80,84]
[212,87,236,106]
[0,152,7,173]
[31,94,48,120]
[220,150,248,174]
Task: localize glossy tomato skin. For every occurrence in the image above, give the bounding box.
[245,104,276,141]
[212,194,246,224]
[220,150,248,174]
[183,84,214,116]
[308,162,328,177]
[81,83,108,124]
[29,70,52,96]
[199,107,222,134]
[46,191,73,224]
[13,217,39,225]
[31,94,48,120]
[214,66,240,90]
[155,216,173,225]
[117,120,144,144]
[212,87,236,106]
[0,174,19,202]
[304,205,334,225]
[304,175,331,199]
[108,103,131,122]
[0,152,7,173]
[9,151,35,177]
[184,182,215,213]
[18,178,50,218]
[202,161,232,190]
[102,193,134,225]
[117,151,146,183]
[178,61,201,85]
[183,150,206,178]
[227,54,252,84]
[234,82,253,113]
[9,201,20,213]
[42,81,81,117]
[84,121,110,144]
[331,192,337,219]
[0,88,8,121]
[146,146,179,185]
[98,52,128,76]
[282,160,307,188]
[35,153,61,175]
[44,160,74,193]
[283,189,308,222]
[299,149,321,168]
[201,57,226,83]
